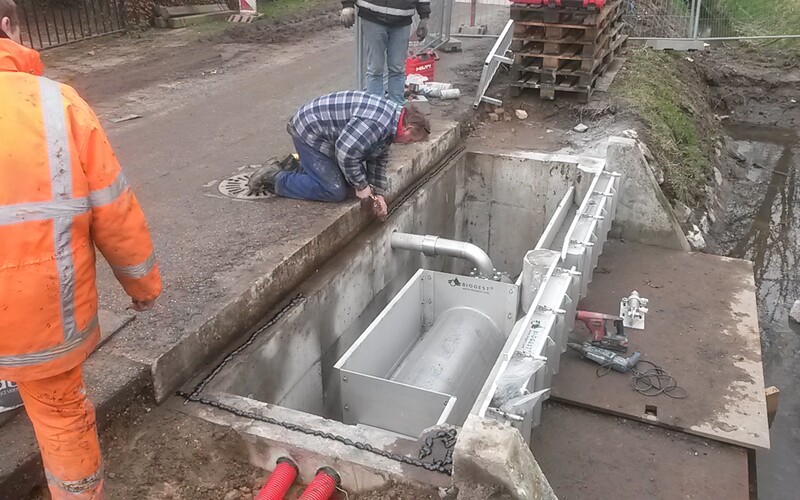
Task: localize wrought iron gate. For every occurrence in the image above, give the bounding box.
[18,0,126,50]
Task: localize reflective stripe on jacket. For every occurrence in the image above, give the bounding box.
[0,39,162,381]
[343,0,431,27]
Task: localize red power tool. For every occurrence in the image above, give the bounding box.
[576,310,628,352]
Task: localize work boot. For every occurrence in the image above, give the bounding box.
[247,160,282,195]
[278,153,301,173]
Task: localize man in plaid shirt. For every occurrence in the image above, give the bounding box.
[249,91,430,220]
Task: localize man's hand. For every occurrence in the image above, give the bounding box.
[416,18,429,40]
[373,195,388,221]
[355,185,373,200]
[341,7,356,28]
[131,298,157,312]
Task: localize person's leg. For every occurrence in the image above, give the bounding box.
[362,19,389,97]
[275,137,350,202]
[17,365,103,500]
[386,23,412,104]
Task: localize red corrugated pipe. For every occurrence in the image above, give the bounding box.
[298,467,341,500]
[255,457,299,500]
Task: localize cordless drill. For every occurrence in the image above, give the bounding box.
[576,310,628,352]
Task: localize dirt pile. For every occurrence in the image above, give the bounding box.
[212,1,341,45]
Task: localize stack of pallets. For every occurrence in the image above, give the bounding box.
[509,0,627,102]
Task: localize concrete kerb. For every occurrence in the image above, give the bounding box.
[150,121,461,402]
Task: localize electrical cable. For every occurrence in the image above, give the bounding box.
[597,359,687,399]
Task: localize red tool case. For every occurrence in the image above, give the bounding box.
[510,0,607,8]
[405,50,438,81]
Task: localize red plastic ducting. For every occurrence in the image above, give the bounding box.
[255,457,299,500]
[297,467,341,500]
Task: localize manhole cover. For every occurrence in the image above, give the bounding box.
[218,171,273,200]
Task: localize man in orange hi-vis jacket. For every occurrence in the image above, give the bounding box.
[0,1,163,497]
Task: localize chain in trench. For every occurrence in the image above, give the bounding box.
[180,147,467,475]
[179,391,456,475]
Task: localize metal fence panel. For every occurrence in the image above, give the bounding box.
[694,0,800,39]
[624,0,800,41]
[451,0,510,36]
[19,0,126,50]
[623,0,695,39]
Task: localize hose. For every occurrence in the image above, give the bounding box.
[298,467,340,500]
[255,457,299,500]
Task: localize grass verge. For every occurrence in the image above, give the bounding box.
[611,49,712,205]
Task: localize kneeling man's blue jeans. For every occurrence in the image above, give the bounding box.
[275,136,350,202]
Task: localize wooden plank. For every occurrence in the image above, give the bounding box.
[154,3,228,19]
[550,241,771,450]
[532,402,750,500]
[512,7,623,45]
[766,386,780,427]
[510,0,621,27]
[594,56,626,92]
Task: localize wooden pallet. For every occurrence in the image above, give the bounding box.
[510,0,622,28]
[511,6,623,48]
[510,35,627,101]
[516,38,625,86]
[514,32,626,75]
[513,21,625,58]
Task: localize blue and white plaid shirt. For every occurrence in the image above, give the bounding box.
[288,91,402,195]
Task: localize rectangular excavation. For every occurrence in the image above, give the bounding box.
[181,148,619,493]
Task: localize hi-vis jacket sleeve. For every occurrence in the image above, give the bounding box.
[72,95,163,302]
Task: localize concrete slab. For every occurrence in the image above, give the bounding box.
[532,402,750,500]
[552,240,770,450]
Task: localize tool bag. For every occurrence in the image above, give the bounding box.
[511,0,607,9]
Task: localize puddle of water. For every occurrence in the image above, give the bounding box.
[719,122,800,498]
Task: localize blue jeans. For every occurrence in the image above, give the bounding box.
[362,19,410,105]
[275,136,350,202]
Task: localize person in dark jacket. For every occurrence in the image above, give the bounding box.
[340,0,430,104]
[247,91,430,220]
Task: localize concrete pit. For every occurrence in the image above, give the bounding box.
[179,148,608,496]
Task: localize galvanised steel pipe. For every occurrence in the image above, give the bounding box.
[390,232,496,278]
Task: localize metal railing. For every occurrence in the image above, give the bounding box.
[18,0,126,50]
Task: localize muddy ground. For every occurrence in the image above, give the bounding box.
[698,46,800,499]
[20,11,800,500]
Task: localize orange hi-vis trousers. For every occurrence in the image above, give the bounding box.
[17,365,103,499]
